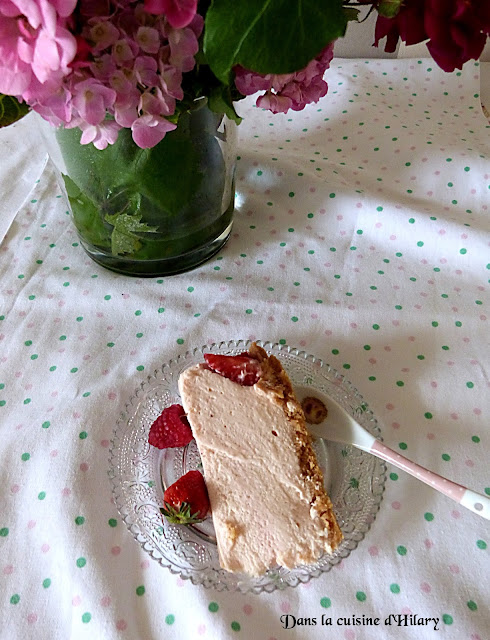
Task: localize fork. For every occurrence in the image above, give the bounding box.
[308,394,490,520]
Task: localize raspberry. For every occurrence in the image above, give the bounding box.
[148,403,193,449]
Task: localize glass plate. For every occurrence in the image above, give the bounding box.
[109,340,386,594]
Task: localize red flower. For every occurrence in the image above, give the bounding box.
[374,0,427,53]
[425,0,488,72]
[375,0,489,72]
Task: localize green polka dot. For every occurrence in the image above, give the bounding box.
[10,594,20,605]
[424,512,434,521]
[136,365,144,371]
[135,310,142,316]
[291,316,298,322]
[38,491,46,500]
[442,614,453,625]
[372,324,380,330]
[424,412,433,419]
[42,421,50,429]
[79,431,87,439]
[75,516,85,525]
[208,602,219,613]
[390,584,400,594]
[476,539,487,550]
[245,309,252,315]
[356,591,367,602]
[460,248,467,255]
[363,345,371,351]
[136,585,145,596]
[442,453,451,461]
[320,597,331,608]
[231,621,241,631]
[104,295,111,301]
[399,442,407,450]
[0,527,9,537]
[467,600,478,611]
[397,545,407,556]
[466,381,474,389]
[396,380,404,387]
[76,557,86,568]
[431,321,438,327]
[165,614,175,625]
[471,435,480,443]
[390,473,398,481]
[21,453,30,461]
[108,518,117,528]
[43,578,51,588]
[82,613,91,623]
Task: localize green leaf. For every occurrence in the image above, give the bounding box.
[0,94,30,127]
[61,174,111,249]
[208,86,243,124]
[377,0,404,19]
[204,0,347,83]
[105,212,159,256]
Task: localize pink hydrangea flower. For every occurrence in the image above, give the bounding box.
[89,20,120,51]
[234,42,335,114]
[0,0,77,96]
[72,78,117,125]
[79,119,121,149]
[136,26,161,54]
[144,0,197,29]
[131,114,177,148]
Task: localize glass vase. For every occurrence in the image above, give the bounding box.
[39,101,237,277]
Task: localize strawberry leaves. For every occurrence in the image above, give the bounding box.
[161,470,210,524]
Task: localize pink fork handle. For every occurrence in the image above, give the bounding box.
[371,440,490,520]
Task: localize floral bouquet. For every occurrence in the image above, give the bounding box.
[1,1,488,142]
[0,1,488,276]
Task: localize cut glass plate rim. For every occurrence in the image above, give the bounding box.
[108,339,387,594]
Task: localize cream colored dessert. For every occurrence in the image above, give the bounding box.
[178,343,342,576]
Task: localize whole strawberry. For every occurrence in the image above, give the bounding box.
[148,404,193,449]
[161,470,210,525]
[204,353,261,386]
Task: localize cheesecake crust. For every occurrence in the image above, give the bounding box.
[249,343,343,552]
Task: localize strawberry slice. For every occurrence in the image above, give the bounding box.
[148,403,193,449]
[161,470,210,525]
[204,353,261,386]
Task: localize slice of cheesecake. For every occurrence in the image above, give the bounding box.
[177,343,342,576]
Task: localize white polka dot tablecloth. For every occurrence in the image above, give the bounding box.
[0,59,489,640]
